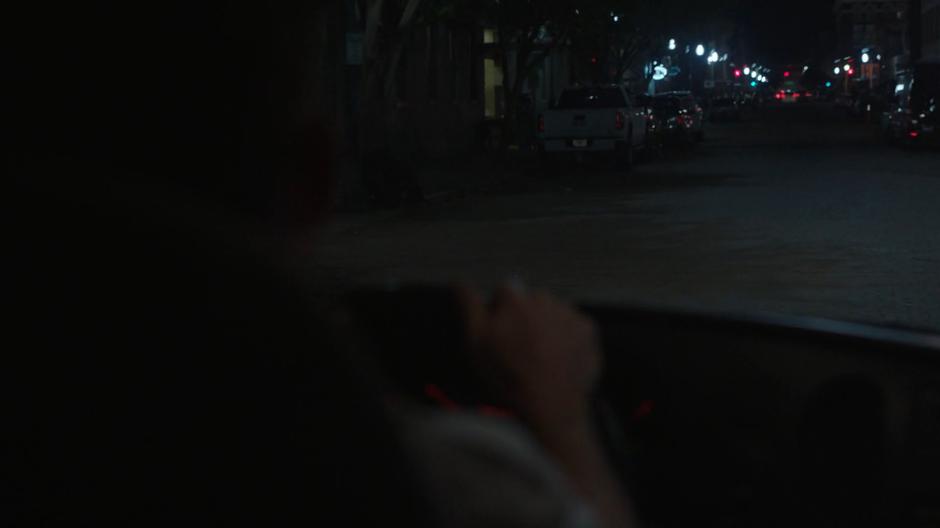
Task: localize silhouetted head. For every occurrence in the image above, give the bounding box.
[7,4,432,527]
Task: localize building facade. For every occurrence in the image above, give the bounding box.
[924,0,940,60]
[389,22,486,158]
[834,0,910,57]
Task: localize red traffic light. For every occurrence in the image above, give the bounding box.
[734,69,742,78]
[847,68,855,76]
[784,71,791,77]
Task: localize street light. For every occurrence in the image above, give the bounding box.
[707,50,719,64]
[695,44,705,57]
[668,38,677,51]
[834,67,841,75]
[751,71,758,79]
[743,67,751,75]
[843,63,850,72]
[861,52,870,63]
[652,65,668,81]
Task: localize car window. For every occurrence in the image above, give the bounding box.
[652,98,680,112]
[911,67,940,111]
[556,88,627,109]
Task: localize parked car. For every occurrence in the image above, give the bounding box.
[657,91,705,141]
[537,85,649,169]
[635,94,666,156]
[775,89,801,103]
[651,95,700,145]
[883,63,940,147]
[709,97,743,121]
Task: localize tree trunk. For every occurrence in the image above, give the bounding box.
[360,0,425,156]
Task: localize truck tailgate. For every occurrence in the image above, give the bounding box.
[543,109,620,139]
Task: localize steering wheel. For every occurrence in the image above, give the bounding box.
[344,284,638,489]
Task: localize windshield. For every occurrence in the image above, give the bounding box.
[301,1,940,334]
[556,88,627,109]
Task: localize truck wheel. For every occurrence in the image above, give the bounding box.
[617,132,635,172]
[645,134,664,161]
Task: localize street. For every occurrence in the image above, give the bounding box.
[312,103,940,331]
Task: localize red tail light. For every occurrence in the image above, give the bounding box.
[615,111,625,130]
[537,114,545,133]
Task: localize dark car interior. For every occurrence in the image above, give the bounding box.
[346,286,940,528]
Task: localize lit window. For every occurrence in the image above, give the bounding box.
[483,28,497,44]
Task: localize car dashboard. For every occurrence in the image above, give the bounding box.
[345,287,940,528]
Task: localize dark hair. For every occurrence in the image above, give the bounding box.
[6,4,432,526]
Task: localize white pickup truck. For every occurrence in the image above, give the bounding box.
[537,85,649,169]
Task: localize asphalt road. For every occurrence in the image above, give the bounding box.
[311,103,940,332]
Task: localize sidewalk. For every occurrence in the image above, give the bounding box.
[333,148,541,211]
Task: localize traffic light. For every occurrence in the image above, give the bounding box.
[784,71,790,78]
[734,69,742,78]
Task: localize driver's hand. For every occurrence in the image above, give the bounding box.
[457,283,602,431]
[458,284,635,528]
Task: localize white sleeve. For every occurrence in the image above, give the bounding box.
[400,409,601,528]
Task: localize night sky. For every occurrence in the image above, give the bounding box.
[732,0,836,65]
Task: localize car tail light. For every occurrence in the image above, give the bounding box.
[775,93,783,100]
[537,114,545,133]
[615,111,625,130]
[910,131,920,138]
